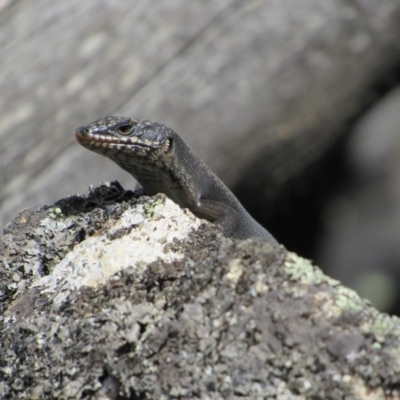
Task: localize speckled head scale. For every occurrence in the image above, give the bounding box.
[75,116,170,156]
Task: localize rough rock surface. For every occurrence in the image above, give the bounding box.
[1,184,400,399]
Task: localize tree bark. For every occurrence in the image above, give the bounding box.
[1,0,400,228]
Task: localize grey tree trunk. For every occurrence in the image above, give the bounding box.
[1,0,400,229]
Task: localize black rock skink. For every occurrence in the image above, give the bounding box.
[76,117,278,244]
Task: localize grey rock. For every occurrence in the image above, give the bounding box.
[1,185,400,399]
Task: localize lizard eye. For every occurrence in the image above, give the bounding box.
[117,125,132,135]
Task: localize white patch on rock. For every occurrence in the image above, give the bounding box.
[225,258,243,288]
[31,197,202,305]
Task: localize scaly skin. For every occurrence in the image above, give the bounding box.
[76,116,278,244]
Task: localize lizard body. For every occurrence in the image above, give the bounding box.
[76,116,277,244]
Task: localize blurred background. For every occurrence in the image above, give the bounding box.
[1,1,400,313]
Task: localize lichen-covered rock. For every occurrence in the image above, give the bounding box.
[1,184,400,399]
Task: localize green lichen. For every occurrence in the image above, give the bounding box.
[365,312,400,340]
[144,196,164,218]
[333,285,365,313]
[285,251,400,353]
[285,252,368,314]
[284,252,339,287]
[48,207,64,219]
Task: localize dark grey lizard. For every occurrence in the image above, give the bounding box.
[76,116,278,244]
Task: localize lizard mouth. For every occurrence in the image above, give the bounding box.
[76,131,145,147]
[75,130,170,153]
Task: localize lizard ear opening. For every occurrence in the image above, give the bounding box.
[164,138,173,154]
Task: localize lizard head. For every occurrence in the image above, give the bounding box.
[75,116,172,158]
